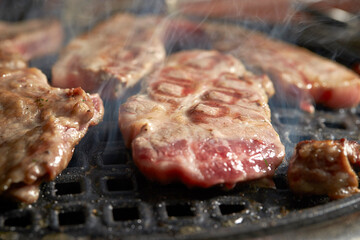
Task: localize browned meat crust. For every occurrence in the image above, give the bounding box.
[0,68,104,203]
[288,139,360,199]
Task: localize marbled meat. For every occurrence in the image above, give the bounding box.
[52,13,166,98]
[203,22,360,113]
[288,139,360,199]
[0,67,104,203]
[119,50,285,188]
[0,19,63,61]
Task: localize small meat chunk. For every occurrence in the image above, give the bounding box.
[119,50,285,188]
[0,67,104,203]
[288,139,360,199]
[0,19,63,61]
[52,13,166,98]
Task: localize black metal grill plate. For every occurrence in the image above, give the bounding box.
[1,1,360,238]
[1,98,360,240]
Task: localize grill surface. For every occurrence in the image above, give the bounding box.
[1,97,360,240]
[2,2,360,239]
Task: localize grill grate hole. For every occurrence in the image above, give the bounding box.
[323,121,346,129]
[106,178,133,192]
[279,116,300,125]
[112,207,139,221]
[0,200,18,214]
[58,210,86,226]
[55,182,82,195]
[219,204,246,215]
[166,204,194,217]
[4,212,32,228]
[103,152,127,165]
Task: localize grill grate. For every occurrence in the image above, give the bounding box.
[2,100,360,239]
[1,1,360,237]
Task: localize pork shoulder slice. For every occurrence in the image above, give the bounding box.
[0,67,104,203]
[203,22,360,113]
[288,139,360,199]
[0,19,63,61]
[52,13,166,98]
[119,50,285,188]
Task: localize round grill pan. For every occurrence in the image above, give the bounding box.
[2,98,360,240]
[1,2,360,239]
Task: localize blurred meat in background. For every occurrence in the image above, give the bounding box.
[175,0,360,23]
[176,0,302,24]
[307,0,360,14]
[175,0,360,75]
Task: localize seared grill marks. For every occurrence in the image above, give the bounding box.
[202,22,360,113]
[119,50,285,188]
[52,12,360,113]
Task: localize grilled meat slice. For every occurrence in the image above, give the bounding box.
[177,0,306,24]
[288,139,360,199]
[0,19,63,61]
[203,22,360,113]
[0,67,104,203]
[52,13,166,98]
[119,50,285,188]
